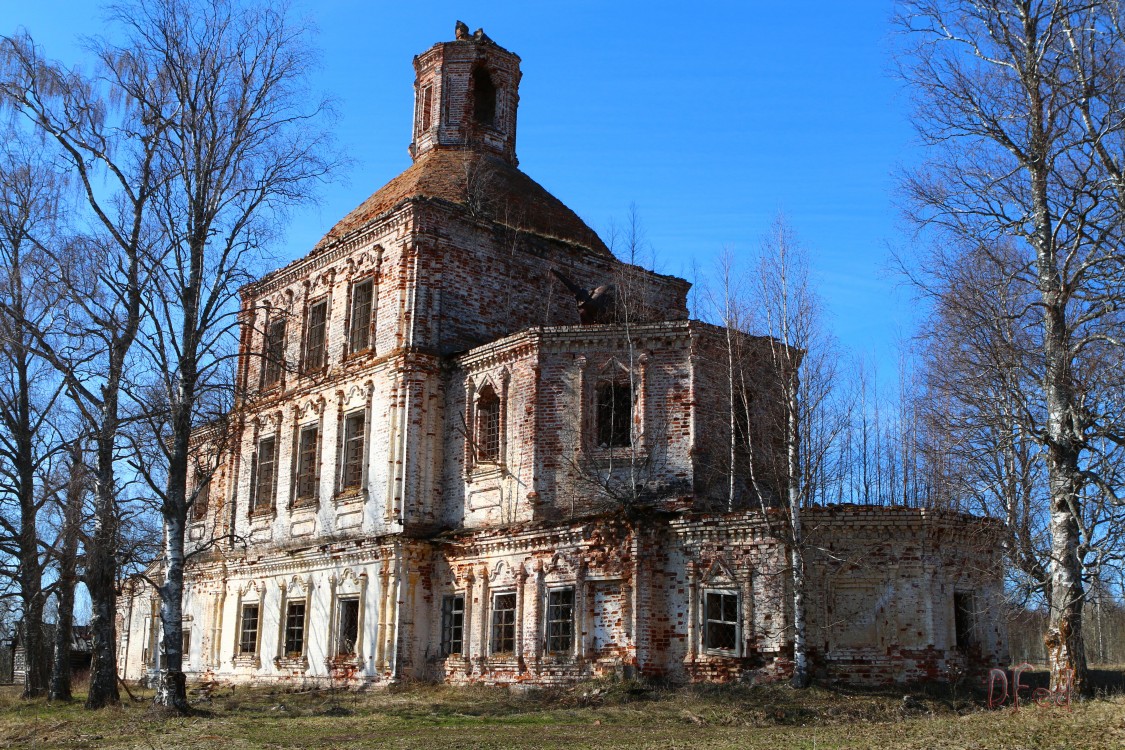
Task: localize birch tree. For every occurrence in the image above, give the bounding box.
[754,219,847,688]
[710,218,849,687]
[111,0,333,712]
[898,0,1125,693]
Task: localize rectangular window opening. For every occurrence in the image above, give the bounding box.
[336,598,360,657]
[703,591,739,653]
[262,318,286,387]
[954,592,977,651]
[491,592,516,654]
[341,412,366,491]
[192,469,211,522]
[284,600,306,657]
[421,84,433,131]
[294,425,319,503]
[239,603,260,655]
[476,388,501,463]
[441,595,465,656]
[348,279,374,354]
[304,299,328,372]
[253,437,277,513]
[596,380,633,448]
[546,588,575,654]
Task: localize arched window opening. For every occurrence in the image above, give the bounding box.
[476,384,501,462]
[472,67,497,127]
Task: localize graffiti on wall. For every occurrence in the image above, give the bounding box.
[986,663,1073,711]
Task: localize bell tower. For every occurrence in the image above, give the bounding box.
[409,22,522,165]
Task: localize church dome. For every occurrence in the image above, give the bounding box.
[313,148,611,257]
[313,23,611,259]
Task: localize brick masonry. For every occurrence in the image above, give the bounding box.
[117,24,1009,689]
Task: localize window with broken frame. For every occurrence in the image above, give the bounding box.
[441,595,465,656]
[490,592,517,654]
[303,298,328,373]
[335,597,360,658]
[250,436,277,515]
[594,379,633,449]
[339,411,366,493]
[293,423,320,505]
[545,588,575,655]
[262,317,286,388]
[239,603,260,656]
[347,278,375,355]
[284,600,307,658]
[702,590,739,653]
[476,384,502,463]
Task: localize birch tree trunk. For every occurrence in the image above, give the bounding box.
[786,383,808,688]
[110,0,334,712]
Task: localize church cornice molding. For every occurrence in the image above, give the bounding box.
[197,536,435,579]
[239,347,444,413]
[242,209,411,299]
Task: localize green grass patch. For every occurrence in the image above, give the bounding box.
[0,677,1122,749]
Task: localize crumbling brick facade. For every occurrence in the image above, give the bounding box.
[118,24,1008,689]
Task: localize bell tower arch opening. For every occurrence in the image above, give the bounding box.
[472,67,497,127]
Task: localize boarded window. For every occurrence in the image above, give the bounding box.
[192,468,210,522]
[703,591,739,652]
[546,588,575,654]
[596,380,632,448]
[341,412,365,490]
[472,67,496,126]
[239,604,259,655]
[491,592,516,653]
[476,385,501,462]
[349,279,374,354]
[284,600,306,657]
[441,595,464,656]
[304,299,328,372]
[336,598,360,657]
[262,318,286,387]
[420,84,433,131]
[294,425,319,503]
[832,583,882,648]
[182,628,191,663]
[252,437,276,513]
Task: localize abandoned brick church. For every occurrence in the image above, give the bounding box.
[118,25,1008,687]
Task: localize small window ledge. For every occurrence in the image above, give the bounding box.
[232,654,261,669]
[586,446,650,467]
[333,488,367,506]
[468,464,504,482]
[274,655,309,671]
[290,497,319,513]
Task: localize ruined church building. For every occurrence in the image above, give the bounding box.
[119,25,1008,687]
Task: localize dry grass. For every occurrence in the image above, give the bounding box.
[0,676,1122,749]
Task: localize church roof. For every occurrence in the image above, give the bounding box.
[313,148,612,258]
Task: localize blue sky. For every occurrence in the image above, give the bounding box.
[7,1,920,378]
